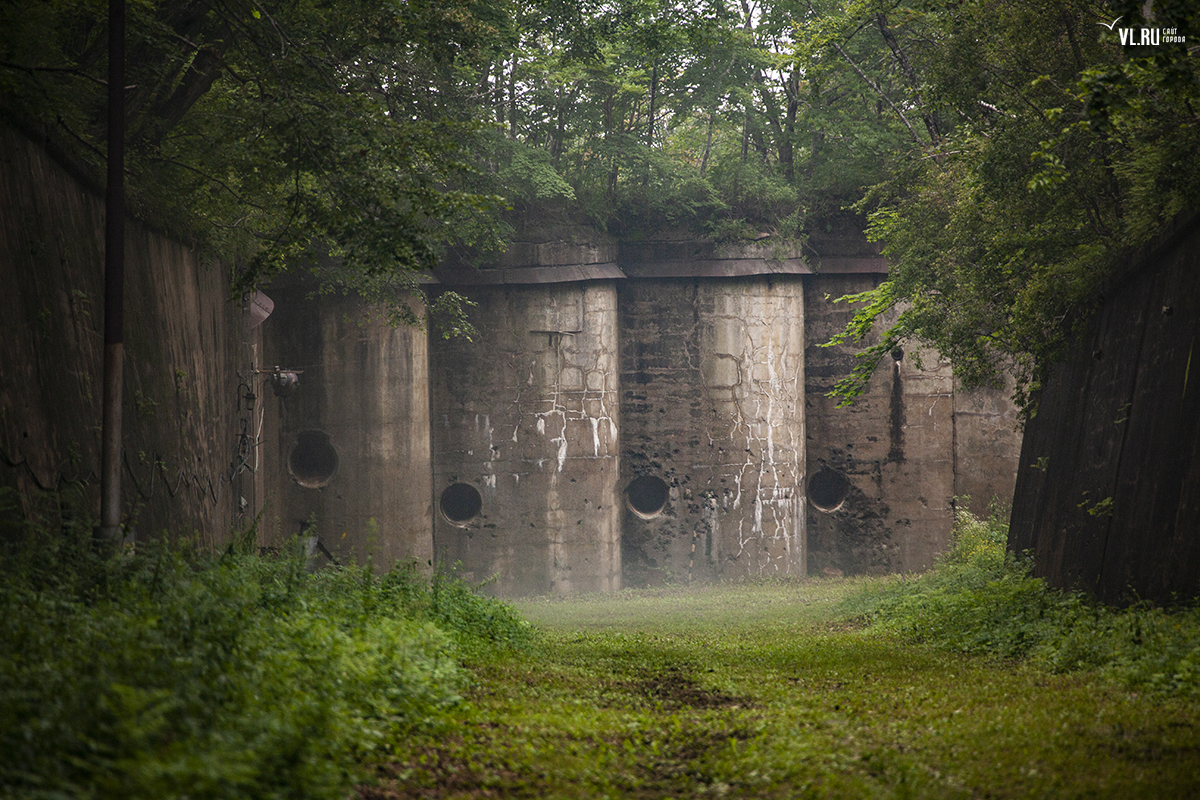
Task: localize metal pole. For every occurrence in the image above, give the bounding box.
[97,0,126,544]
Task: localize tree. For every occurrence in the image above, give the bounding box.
[4,0,925,288]
[818,0,1200,413]
[1,0,509,321]
[455,0,911,244]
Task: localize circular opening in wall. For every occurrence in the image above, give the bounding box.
[808,469,850,512]
[289,431,338,489]
[440,483,483,525]
[626,475,669,518]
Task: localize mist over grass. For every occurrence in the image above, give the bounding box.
[450,508,1200,798]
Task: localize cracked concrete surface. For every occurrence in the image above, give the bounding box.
[619,277,806,585]
[430,283,621,596]
[802,274,1018,576]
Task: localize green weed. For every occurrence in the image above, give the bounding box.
[0,498,529,800]
[844,502,1200,697]
[366,577,1200,799]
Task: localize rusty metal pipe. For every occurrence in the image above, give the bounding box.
[96,0,126,543]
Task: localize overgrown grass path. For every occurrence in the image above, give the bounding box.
[360,580,1200,799]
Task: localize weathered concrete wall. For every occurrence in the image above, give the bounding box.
[618,277,806,585]
[803,273,1019,575]
[436,223,622,285]
[433,225,1020,594]
[953,376,1021,516]
[1010,211,1200,605]
[258,279,433,568]
[4,121,1025,593]
[1,121,251,544]
[429,281,621,595]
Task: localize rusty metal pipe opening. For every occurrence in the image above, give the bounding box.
[626,475,669,519]
[289,431,339,489]
[440,483,482,524]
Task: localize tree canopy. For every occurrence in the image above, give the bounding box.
[1,0,510,321]
[815,0,1200,411]
[4,0,1198,389]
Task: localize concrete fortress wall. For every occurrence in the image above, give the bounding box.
[257,279,434,568]
[6,122,1022,593]
[434,227,1023,591]
[430,280,623,596]
[1,121,434,564]
[803,274,1021,575]
[1,121,252,544]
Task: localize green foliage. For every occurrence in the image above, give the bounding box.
[824,0,1200,411]
[844,503,1200,698]
[8,0,1196,376]
[498,144,578,205]
[0,0,508,311]
[842,503,1056,660]
[438,0,912,242]
[819,281,907,407]
[0,504,530,799]
[0,0,936,287]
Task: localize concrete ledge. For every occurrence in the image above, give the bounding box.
[437,226,890,284]
[617,255,888,278]
[433,262,626,285]
[617,258,809,278]
[809,255,890,274]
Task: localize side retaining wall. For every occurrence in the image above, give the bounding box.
[1,121,251,543]
[1009,211,1200,604]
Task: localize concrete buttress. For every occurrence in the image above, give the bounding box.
[430,281,622,595]
[619,276,806,584]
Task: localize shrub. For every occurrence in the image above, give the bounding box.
[843,500,1200,697]
[0,499,529,799]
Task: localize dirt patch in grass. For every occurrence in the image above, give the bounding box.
[358,734,525,800]
[1094,721,1200,762]
[636,664,747,710]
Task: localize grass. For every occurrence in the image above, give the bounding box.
[363,511,1200,799]
[843,505,1200,694]
[6,491,1200,798]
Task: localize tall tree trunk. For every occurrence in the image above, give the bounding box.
[552,98,566,164]
[875,13,941,144]
[700,112,715,177]
[738,0,755,164]
[782,71,798,182]
[830,39,923,145]
[753,68,798,181]
[508,55,517,139]
[647,61,658,146]
[741,104,751,163]
[496,60,506,126]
